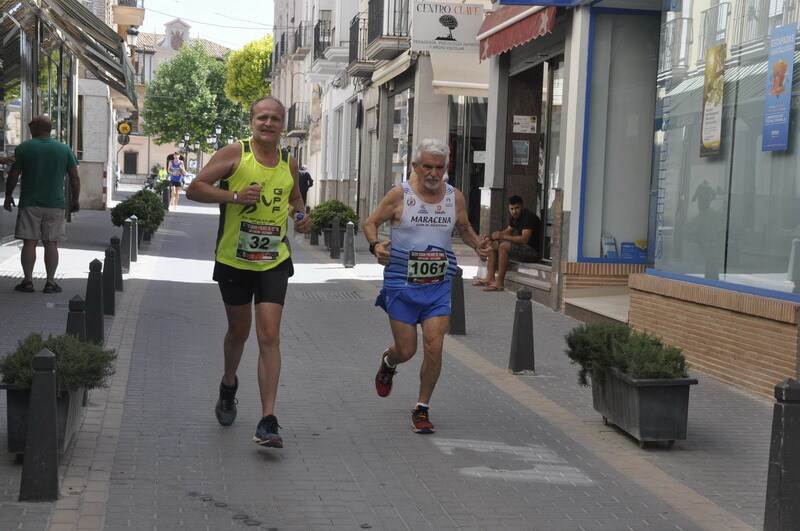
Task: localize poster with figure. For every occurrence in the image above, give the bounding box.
[700,44,726,157]
[762,23,796,152]
[512,140,529,166]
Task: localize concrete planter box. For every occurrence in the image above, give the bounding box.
[5,387,85,455]
[322,227,354,251]
[591,368,697,448]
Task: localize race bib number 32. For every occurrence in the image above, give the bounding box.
[236,221,281,262]
[407,250,448,284]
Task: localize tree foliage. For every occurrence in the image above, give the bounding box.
[141,45,248,150]
[225,35,273,109]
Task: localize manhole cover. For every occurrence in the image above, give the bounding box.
[295,291,364,301]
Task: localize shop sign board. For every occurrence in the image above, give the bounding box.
[412,2,484,53]
[762,23,797,152]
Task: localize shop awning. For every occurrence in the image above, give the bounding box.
[430,51,489,97]
[38,0,138,108]
[477,5,556,61]
[371,51,414,87]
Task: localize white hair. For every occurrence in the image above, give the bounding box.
[413,138,450,164]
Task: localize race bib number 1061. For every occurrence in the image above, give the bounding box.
[407,250,448,284]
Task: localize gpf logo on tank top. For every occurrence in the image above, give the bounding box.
[240,185,284,215]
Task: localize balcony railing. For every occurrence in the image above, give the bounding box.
[367,0,410,43]
[287,102,310,137]
[659,17,692,73]
[348,13,376,78]
[314,20,333,60]
[293,22,313,58]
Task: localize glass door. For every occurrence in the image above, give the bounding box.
[539,56,564,262]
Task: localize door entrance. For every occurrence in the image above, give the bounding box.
[448,96,488,233]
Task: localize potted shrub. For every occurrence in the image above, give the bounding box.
[564,322,697,448]
[309,199,359,251]
[110,189,166,242]
[0,333,116,454]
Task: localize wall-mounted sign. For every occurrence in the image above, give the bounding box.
[762,23,797,152]
[473,150,486,163]
[412,2,484,53]
[512,140,529,166]
[512,115,537,134]
[700,44,726,158]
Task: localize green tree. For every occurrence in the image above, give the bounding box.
[141,45,247,150]
[225,35,273,109]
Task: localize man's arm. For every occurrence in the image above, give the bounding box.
[363,186,403,264]
[67,167,80,213]
[186,143,251,204]
[3,166,20,212]
[497,228,533,246]
[454,190,488,260]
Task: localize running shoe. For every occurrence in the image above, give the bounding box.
[412,405,435,434]
[252,414,283,448]
[215,377,238,426]
[374,350,396,397]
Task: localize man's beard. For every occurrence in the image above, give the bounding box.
[423,178,442,191]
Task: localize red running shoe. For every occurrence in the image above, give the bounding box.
[412,406,434,434]
[374,350,396,397]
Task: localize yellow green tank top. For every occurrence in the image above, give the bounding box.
[215,139,294,271]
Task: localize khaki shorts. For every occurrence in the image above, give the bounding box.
[15,206,67,242]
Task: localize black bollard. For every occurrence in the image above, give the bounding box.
[162,185,170,210]
[310,230,319,246]
[330,217,341,259]
[110,236,123,292]
[19,349,59,501]
[65,295,87,341]
[130,215,138,262]
[448,267,466,335]
[103,247,116,316]
[343,221,356,268]
[764,378,800,530]
[508,287,535,374]
[120,219,132,273]
[85,259,104,345]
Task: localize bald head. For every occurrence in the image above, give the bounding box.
[28,115,53,136]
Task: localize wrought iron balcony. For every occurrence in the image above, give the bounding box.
[293,22,313,59]
[348,13,376,78]
[366,0,410,61]
[287,102,310,138]
[314,20,333,60]
[659,17,692,75]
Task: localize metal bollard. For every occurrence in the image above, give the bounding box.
[448,267,466,335]
[120,219,132,273]
[85,259,104,345]
[103,247,116,316]
[330,217,341,259]
[130,215,138,262]
[110,236,123,292]
[18,349,59,501]
[65,295,87,341]
[310,230,319,246]
[162,185,170,210]
[763,378,800,530]
[343,221,356,268]
[508,287,535,374]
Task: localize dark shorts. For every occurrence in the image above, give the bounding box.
[509,243,540,263]
[169,180,182,187]
[375,281,451,325]
[213,259,294,306]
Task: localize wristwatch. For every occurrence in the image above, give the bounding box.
[369,241,380,256]
[232,191,238,204]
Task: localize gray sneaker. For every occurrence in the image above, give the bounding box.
[252,415,283,448]
[215,377,238,426]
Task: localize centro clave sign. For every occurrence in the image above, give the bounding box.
[412,2,485,53]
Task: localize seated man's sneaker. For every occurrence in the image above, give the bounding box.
[253,414,283,448]
[215,377,238,426]
[411,405,435,434]
[375,350,396,397]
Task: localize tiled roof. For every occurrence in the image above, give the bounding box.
[137,32,230,59]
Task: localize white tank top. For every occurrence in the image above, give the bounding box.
[383,181,458,289]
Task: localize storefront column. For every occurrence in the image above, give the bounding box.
[481,53,509,236]
[412,55,448,143]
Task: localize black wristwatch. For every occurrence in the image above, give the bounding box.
[369,241,380,256]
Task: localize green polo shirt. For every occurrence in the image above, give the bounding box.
[13,137,79,208]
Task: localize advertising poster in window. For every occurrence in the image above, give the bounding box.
[700,44,726,158]
[762,23,796,152]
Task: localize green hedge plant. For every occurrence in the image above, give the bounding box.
[110,189,165,234]
[0,333,116,394]
[564,322,688,386]
[309,199,359,234]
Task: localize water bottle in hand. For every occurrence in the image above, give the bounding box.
[293,213,304,244]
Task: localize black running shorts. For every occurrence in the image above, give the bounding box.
[213,259,293,306]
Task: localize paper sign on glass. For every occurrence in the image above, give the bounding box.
[762,23,796,152]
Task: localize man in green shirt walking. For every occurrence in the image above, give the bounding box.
[3,115,81,293]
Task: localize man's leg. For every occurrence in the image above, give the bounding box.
[222,303,252,387]
[482,241,499,284]
[42,241,59,284]
[492,242,512,289]
[254,302,283,417]
[20,239,37,282]
[386,318,419,365]
[417,315,448,404]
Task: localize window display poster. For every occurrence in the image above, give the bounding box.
[700,44,726,158]
[512,140,529,166]
[762,22,796,152]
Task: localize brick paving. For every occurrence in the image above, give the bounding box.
[0,186,774,529]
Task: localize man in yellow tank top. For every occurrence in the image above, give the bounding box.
[187,97,311,448]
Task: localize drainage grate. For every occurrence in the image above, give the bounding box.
[295,291,365,301]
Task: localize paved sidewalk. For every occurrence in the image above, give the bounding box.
[0,187,773,530]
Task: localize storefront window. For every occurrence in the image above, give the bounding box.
[654,0,800,299]
[448,95,488,233]
[389,88,413,187]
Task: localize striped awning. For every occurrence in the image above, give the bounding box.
[477,6,556,61]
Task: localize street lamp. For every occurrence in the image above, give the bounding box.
[227,135,235,145]
[126,27,139,56]
[215,124,222,136]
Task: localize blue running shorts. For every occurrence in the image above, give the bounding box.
[375,280,452,325]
